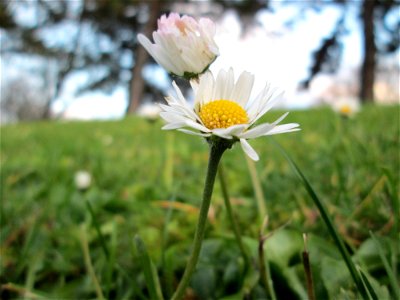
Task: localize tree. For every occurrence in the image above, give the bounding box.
[300,0,399,103]
[360,0,376,102]
[300,14,346,89]
[360,0,399,102]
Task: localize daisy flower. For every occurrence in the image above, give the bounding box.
[137,13,219,79]
[332,96,360,118]
[74,170,92,190]
[160,69,300,161]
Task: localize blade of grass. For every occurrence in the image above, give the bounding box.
[84,198,110,260]
[115,263,147,300]
[1,283,50,300]
[134,235,164,300]
[245,154,267,221]
[370,231,400,299]
[382,167,399,280]
[80,224,105,300]
[84,197,146,299]
[346,175,386,226]
[272,140,369,299]
[358,267,379,300]
[218,164,251,271]
[24,251,43,299]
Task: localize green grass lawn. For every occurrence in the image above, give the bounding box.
[1,105,399,299]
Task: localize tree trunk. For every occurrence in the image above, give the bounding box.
[360,0,376,103]
[126,1,160,115]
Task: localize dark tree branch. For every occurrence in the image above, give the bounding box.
[300,14,346,89]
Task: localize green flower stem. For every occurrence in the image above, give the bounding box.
[259,218,277,300]
[245,155,267,221]
[218,164,251,270]
[259,237,276,300]
[171,138,231,300]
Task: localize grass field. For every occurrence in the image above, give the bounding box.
[1,105,399,299]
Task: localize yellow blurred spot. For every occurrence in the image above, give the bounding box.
[339,104,352,115]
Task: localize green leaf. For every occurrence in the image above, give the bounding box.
[264,230,303,267]
[190,266,217,299]
[222,258,244,288]
[320,257,352,298]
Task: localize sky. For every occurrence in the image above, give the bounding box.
[1,2,397,121]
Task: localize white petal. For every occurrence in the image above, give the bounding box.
[263,123,300,136]
[185,120,211,132]
[154,49,182,75]
[190,78,200,93]
[160,103,184,114]
[137,34,153,54]
[164,96,177,105]
[212,124,248,138]
[246,83,272,117]
[250,90,284,125]
[169,103,200,122]
[168,82,202,122]
[274,112,289,123]
[231,71,254,107]
[162,122,186,130]
[211,131,233,139]
[240,139,259,161]
[213,69,228,100]
[196,71,215,107]
[181,50,203,73]
[240,112,291,138]
[159,112,189,123]
[172,81,188,105]
[238,123,275,139]
[220,68,234,100]
[178,129,211,137]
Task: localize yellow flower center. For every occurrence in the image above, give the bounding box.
[199,100,249,129]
